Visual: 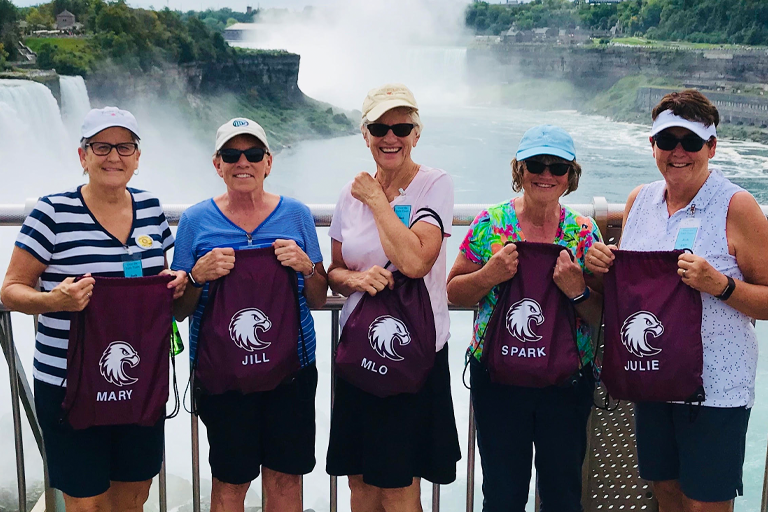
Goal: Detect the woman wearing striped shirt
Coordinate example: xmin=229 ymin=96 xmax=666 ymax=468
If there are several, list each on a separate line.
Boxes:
xmin=1 ymin=107 xmax=186 ymax=512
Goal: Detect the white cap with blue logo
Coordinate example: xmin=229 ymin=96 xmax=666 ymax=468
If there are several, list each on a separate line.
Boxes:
xmin=81 ymin=107 xmax=140 ymax=140
xmin=215 ymin=117 xmax=270 ymax=153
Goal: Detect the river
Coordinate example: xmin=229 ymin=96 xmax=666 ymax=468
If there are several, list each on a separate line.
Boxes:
xmin=2 ymin=79 xmax=768 ymax=511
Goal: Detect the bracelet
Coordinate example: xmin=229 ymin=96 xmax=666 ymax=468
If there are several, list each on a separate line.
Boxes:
xmin=303 ymin=262 xmax=316 ymax=279
xmin=187 ymin=271 xmax=205 ymax=288
xmin=570 ymin=286 xmax=591 ymax=305
xmin=715 ymin=275 xmax=735 ymax=301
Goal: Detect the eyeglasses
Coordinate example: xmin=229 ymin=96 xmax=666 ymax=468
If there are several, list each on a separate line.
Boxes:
xmin=218 ymin=147 xmax=269 ymax=164
xmin=366 ymin=123 xmax=415 ymax=138
xmin=523 ymin=159 xmax=572 ymax=177
xmin=86 ymin=142 xmax=139 ymax=157
xmin=653 ymin=133 xmax=707 ymax=152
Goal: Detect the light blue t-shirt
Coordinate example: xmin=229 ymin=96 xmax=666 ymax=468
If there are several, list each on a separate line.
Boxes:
xmin=171 ymin=196 xmax=323 ymax=365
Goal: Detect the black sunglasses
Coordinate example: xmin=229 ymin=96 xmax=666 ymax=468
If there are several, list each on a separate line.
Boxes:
xmin=524 ymin=159 xmax=572 ymax=177
xmin=366 ymin=123 xmax=415 ymax=138
xmin=653 ymin=133 xmax=707 ymax=152
xmin=218 ymin=147 xmax=269 ymax=164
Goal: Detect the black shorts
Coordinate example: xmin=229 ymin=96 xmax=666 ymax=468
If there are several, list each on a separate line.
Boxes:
xmin=635 ymin=402 xmax=751 ymax=502
xmin=196 ymin=364 xmax=318 ymax=485
xmin=326 ymin=344 xmax=462 ymax=489
xmin=35 ymin=379 xmax=165 ymax=498
xmin=470 ymin=358 xmax=594 ymax=512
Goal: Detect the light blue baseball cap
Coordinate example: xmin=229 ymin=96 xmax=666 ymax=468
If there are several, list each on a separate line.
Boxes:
xmin=515 ymin=125 xmax=576 ymax=161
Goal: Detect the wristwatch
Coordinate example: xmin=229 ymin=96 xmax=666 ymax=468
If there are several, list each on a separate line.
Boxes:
xmin=715 ymin=275 xmax=735 ymax=301
xmin=570 ymin=286 xmax=591 ymax=305
xmin=304 ymin=262 xmax=316 ymax=279
xmin=188 ymin=271 xmax=205 ymax=288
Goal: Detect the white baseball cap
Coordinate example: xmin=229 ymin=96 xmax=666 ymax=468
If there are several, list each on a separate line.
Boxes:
xmin=362 ymin=83 xmax=419 ymax=123
xmin=81 ymin=107 xmax=140 ymax=139
xmin=650 ymin=109 xmax=717 ymax=140
xmin=214 ymin=118 xmax=270 ymax=153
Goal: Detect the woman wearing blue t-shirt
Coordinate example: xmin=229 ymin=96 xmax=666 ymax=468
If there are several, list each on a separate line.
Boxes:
xmin=172 ymin=117 xmax=327 ymax=512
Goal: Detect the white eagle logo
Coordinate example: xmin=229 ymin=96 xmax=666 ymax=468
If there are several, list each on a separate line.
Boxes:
xmin=368 ymin=316 xmax=411 ymax=361
xmin=99 ymin=341 xmax=140 ymax=387
xmin=506 ymin=298 xmax=544 ymax=342
xmin=229 ymin=308 xmax=273 ymax=351
xmin=620 ymin=311 xmax=664 ymax=358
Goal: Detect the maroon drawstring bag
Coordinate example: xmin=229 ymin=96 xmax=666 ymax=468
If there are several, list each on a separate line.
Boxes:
xmin=334 ymin=208 xmax=443 ymax=397
xmin=63 ymin=275 xmax=174 ymax=430
xmin=480 ymin=241 xmax=581 ymax=388
xmin=601 ymin=250 xmax=704 ymax=403
xmin=195 ymin=247 xmax=304 ymax=395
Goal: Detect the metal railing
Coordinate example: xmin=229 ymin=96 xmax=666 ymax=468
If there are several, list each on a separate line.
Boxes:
xmin=2 ymin=198 xmax=768 ymax=512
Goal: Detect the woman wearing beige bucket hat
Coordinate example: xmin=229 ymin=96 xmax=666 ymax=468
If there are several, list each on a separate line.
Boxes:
xmin=326 ymin=84 xmax=461 ymax=510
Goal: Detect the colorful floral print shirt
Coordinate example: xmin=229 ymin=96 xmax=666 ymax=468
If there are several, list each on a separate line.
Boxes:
xmin=460 ymin=198 xmax=603 ymax=365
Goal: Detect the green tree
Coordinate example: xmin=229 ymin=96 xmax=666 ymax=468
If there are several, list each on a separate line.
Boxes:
xmin=0 ymin=42 xmax=8 ymax=69
xmin=26 ymin=7 xmax=55 ymax=29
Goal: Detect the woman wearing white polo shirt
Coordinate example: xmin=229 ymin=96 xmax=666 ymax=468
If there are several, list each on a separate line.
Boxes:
xmin=1 ymin=107 xmax=186 ymax=512
xmin=325 ymin=83 xmax=461 ymax=511
xmin=587 ymin=90 xmax=768 ymax=511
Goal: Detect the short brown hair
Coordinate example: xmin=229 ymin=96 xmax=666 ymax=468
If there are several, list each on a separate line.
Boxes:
xmin=651 ymin=89 xmax=719 ymax=128
xmin=511 ymin=155 xmax=581 ymax=196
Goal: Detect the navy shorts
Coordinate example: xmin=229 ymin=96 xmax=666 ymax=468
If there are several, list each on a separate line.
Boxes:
xmin=196 ymin=364 xmax=318 ymax=485
xmin=635 ymin=402 xmax=750 ymax=502
xmin=326 ymin=344 xmax=462 ymax=489
xmin=470 ymin=357 xmax=594 ymax=512
xmin=35 ymin=379 xmax=165 ymax=498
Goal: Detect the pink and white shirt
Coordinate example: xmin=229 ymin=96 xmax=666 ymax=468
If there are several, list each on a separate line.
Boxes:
xmin=329 ymin=166 xmax=455 ymax=351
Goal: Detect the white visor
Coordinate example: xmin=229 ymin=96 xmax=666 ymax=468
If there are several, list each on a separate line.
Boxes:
xmin=650 ymin=109 xmax=717 ymax=141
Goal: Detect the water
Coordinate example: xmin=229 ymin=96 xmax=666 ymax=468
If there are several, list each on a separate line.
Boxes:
xmin=2 ymin=82 xmax=768 ymax=511
xmin=58 ymin=75 xmax=91 ymax=144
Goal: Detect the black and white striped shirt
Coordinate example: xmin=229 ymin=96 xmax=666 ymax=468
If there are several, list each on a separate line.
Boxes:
xmin=15 ymin=186 xmax=174 ymax=386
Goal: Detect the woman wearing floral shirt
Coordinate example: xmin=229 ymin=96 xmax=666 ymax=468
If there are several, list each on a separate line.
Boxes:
xmin=447 ymin=125 xmax=602 ymax=512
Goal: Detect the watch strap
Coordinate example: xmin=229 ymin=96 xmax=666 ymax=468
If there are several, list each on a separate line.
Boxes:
xmin=716 ymin=275 xmax=735 ymax=301
xmin=188 ymin=271 xmax=205 ymax=288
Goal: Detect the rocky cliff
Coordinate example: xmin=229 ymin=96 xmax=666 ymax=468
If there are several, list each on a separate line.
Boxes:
xmin=469 ymin=44 xmax=768 ymax=90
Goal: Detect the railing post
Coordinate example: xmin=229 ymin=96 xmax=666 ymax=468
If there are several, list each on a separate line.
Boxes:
xmin=761 ymin=435 xmax=768 ymax=512
xmin=191 ymin=370 xmax=201 ymax=512
xmin=466 ymin=310 xmax=478 ymax=512
xmin=2 ymin=312 xmax=27 ymax=512
xmin=432 ymin=483 xmax=440 ymax=511
xmin=592 ymin=196 xmax=609 ymax=241
xmin=330 ymin=308 xmax=340 ymax=512
xmin=159 ymin=445 xmax=167 ymax=512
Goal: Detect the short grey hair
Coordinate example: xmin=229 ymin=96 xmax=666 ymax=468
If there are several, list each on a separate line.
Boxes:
xmin=361 ymin=107 xmax=423 ymax=136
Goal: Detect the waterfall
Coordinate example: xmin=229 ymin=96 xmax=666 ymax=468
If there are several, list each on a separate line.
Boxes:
xmin=59 ymin=75 xmax=91 ymax=139
xmin=0 ymin=79 xmax=80 ymax=200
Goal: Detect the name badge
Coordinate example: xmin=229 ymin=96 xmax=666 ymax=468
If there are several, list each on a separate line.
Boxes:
xmin=121 ymin=253 xmax=143 ymax=278
xmin=674 ymin=218 xmax=700 ymax=250
xmin=393 ymin=205 xmax=412 ymax=226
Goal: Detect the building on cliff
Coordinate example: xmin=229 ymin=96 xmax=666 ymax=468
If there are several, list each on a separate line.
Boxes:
xmin=224 ymin=23 xmax=259 ymax=42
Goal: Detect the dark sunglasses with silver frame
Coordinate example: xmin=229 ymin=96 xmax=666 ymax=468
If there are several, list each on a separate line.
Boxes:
xmin=218 ymin=147 xmax=269 ymax=164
